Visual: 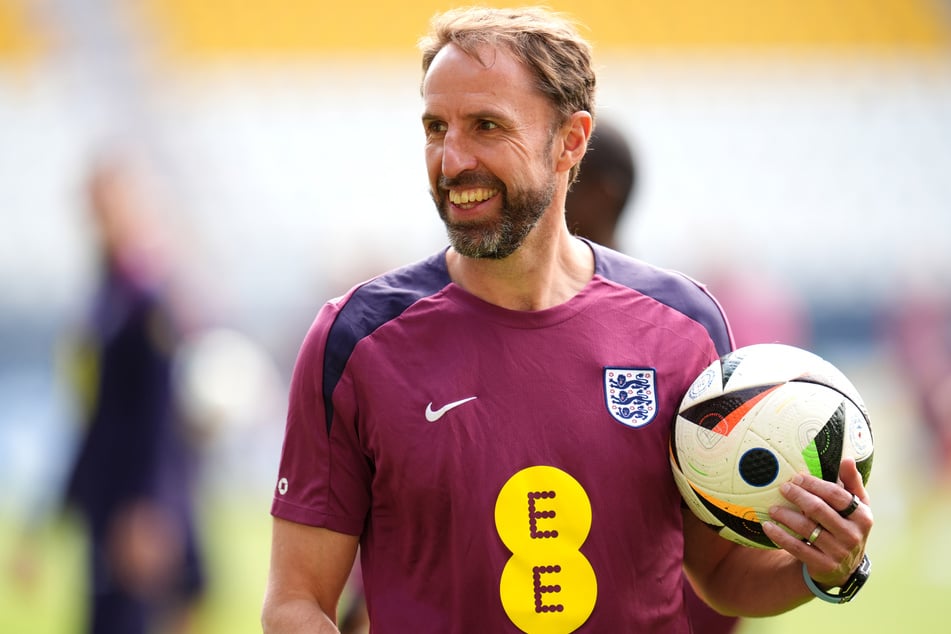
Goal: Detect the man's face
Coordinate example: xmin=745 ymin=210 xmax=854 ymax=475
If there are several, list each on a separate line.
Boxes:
xmin=421 ymin=44 xmax=559 ymax=259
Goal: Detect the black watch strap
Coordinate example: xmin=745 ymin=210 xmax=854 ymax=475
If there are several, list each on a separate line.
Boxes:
xmin=803 ymin=553 xmax=871 ymax=604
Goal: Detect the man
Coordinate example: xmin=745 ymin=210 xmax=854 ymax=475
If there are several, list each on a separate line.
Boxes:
xmin=65 ymin=155 xmax=205 ymax=634
xmin=262 ymin=7 xmax=873 ymax=633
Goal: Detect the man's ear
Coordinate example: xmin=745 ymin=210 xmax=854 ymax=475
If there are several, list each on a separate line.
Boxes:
xmin=555 ymin=110 xmax=593 ymax=174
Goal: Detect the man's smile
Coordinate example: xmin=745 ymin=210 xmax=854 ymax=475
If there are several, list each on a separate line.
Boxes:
xmin=448 ymin=187 xmax=500 ymax=207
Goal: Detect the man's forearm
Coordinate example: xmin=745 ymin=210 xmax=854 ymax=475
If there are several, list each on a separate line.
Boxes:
xmin=700 ymin=547 xmax=814 ymax=617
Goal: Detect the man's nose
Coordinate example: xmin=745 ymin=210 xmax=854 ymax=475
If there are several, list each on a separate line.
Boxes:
xmin=441 ymin=129 xmax=478 ymax=178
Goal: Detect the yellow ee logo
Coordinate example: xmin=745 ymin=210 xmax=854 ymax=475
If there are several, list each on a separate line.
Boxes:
xmin=495 ymin=466 xmax=597 ymax=633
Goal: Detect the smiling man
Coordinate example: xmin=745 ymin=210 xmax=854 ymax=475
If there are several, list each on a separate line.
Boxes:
xmin=261 ymin=7 xmax=873 ymax=633
xmin=423 ymin=41 xmax=560 ymax=262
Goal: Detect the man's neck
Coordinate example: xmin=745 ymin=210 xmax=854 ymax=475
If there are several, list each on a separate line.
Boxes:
xmin=446 ymin=218 xmax=594 ymax=311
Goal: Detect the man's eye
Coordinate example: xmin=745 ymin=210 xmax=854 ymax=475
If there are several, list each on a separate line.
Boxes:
xmin=427 ymin=121 xmax=448 ymax=134
xmin=478 ymin=120 xmax=498 ymax=130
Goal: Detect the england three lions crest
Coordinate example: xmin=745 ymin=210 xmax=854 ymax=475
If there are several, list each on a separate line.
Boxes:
xmin=604 ymin=368 xmax=658 ymax=428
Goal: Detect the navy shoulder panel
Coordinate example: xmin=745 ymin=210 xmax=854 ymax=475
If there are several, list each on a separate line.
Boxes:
xmin=592 ymin=243 xmax=732 ymax=357
xmin=322 ymin=250 xmax=451 ymax=432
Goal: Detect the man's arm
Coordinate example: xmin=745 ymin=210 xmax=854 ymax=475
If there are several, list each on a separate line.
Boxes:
xmin=684 ymin=458 xmax=873 ymax=617
xmin=261 ymin=517 xmax=360 ymax=633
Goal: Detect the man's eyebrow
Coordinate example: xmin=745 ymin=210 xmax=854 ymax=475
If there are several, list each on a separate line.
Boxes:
xmin=421 ymin=109 xmax=512 ymax=124
xmin=468 ymin=109 xmax=509 ymax=123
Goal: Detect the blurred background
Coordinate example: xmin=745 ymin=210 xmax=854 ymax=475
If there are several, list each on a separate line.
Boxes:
xmin=1 ymin=0 xmax=949 ymax=632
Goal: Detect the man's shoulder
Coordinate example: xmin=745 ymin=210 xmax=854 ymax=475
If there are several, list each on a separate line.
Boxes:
xmin=591 ymin=243 xmax=697 ymax=294
xmin=325 ymin=250 xmax=452 ymax=340
xmin=590 ymin=242 xmax=732 ymax=356
xmin=344 ymin=250 xmax=450 ymax=307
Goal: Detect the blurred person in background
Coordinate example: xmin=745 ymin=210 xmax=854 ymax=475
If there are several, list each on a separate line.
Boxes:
xmin=886 ymin=282 xmax=951 ymax=483
xmin=62 ymin=151 xmax=206 ymax=634
xmin=563 ymin=117 xmax=637 ymax=251
xmin=565 ymin=118 xmax=811 ymax=354
xmin=262 ymin=7 xmax=873 ymax=633
xmin=566 ymin=118 xmax=741 ymax=634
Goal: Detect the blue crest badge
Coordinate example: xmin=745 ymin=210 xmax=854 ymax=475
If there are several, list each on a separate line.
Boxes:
xmin=604 ymin=367 xmax=658 ymax=428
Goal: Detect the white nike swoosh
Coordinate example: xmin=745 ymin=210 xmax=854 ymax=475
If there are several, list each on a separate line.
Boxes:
xmin=425 ymin=396 xmax=477 ymax=422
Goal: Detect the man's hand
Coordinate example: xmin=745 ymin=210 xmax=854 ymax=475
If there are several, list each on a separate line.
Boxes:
xmin=763 ymin=458 xmax=873 ymax=588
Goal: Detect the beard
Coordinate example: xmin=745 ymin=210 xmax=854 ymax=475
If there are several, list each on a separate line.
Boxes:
xmin=433 ymin=171 xmax=555 ymax=260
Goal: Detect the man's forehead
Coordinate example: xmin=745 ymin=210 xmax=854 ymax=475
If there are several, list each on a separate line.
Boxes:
xmin=422 ymin=43 xmax=549 ymax=120
xmin=423 ymin=42 xmax=528 ymax=93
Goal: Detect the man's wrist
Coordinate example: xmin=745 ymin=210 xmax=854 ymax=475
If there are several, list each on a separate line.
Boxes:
xmin=802 ymin=554 xmax=871 ymax=604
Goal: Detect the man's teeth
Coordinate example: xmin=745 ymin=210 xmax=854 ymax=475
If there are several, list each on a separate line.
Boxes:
xmin=449 ymin=188 xmax=498 ymax=205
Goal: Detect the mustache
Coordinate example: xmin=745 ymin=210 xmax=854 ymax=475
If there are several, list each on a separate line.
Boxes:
xmin=438 ymin=173 xmax=505 ymax=192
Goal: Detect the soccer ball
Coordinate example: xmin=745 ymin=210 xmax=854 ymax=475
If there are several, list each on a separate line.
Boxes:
xmin=670 ymin=343 xmax=874 ymax=549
